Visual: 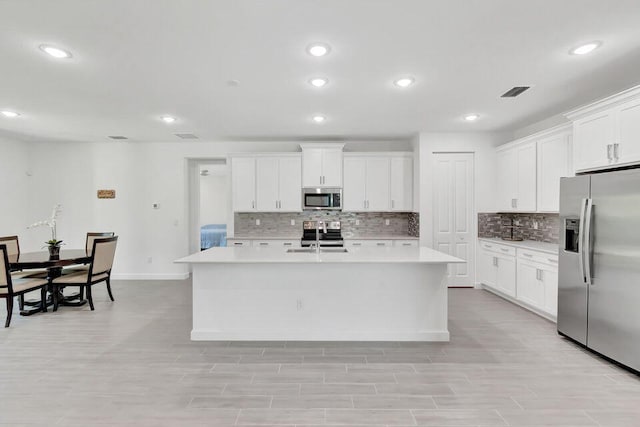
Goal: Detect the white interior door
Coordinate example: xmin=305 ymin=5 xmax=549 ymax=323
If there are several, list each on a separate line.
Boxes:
xmin=433 ymin=153 xmax=474 ymax=287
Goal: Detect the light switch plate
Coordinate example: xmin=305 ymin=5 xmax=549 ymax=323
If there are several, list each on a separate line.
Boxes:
xmin=355 ymin=219 xmax=360 ymax=226
xmin=290 ymin=219 xmax=295 ymax=226
xmin=256 ymin=219 xmax=260 ymax=226
xmin=385 ymin=219 xmax=390 ymax=226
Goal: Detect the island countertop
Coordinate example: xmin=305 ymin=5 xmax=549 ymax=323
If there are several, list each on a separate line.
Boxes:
xmin=175 ymin=246 xmax=464 ymax=264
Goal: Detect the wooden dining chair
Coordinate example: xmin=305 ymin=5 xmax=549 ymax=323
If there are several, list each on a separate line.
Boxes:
xmin=50 ymin=236 xmax=118 ymax=311
xmin=1 ymin=244 xmax=49 ymax=327
xmin=0 ymin=235 xmax=48 ymax=310
xmin=85 ymin=232 xmax=115 ymax=255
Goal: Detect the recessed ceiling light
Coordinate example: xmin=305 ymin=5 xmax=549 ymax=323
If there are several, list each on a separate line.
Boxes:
xmin=309 ymin=77 xmax=329 ymax=88
xmin=464 ymin=113 xmax=480 ymax=122
xmin=161 ymin=116 xmax=177 ymax=123
xmin=39 ymin=44 xmax=72 ymax=59
xmin=312 ymin=115 xmax=326 ymax=123
xmin=307 ymin=43 xmax=331 ymax=57
xmin=1 ymin=110 xmax=20 ymax=118
xmin=394 ymin=77 xmax=415 ymax=88
xmin=570 ymin=41 xmax=602 ymax=55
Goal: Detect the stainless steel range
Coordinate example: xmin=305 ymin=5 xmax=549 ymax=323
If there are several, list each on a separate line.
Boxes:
xmin=301 ymin=220 xmax=344 ymax=248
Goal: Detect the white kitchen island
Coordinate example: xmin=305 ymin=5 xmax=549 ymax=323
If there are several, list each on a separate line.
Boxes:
xmin=175 ymin=246 xmax=464 ymax=342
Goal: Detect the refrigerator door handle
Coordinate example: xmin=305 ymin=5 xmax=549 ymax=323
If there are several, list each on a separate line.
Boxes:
xmin=578 ymin=198 xmax=588 ymax=284
xmin=584 ymin=198 xmax=594 ymax=286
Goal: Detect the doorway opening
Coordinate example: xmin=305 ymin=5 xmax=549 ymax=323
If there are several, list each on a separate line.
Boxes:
xmin=187 ymin=159 xmax=230 ymax=254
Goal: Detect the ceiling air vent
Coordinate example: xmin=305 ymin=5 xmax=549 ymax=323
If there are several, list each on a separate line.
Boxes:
xmin=108 ymin=135 xmax=128 ymax=140
xmin=174 ymin=133 xmax=199 ymax=140
xmin=501 ymin=86 xmax=531 ymax=98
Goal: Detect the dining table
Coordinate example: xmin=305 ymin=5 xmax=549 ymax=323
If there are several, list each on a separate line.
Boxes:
xmin=8 ymin=249 xmax=92 ymax=316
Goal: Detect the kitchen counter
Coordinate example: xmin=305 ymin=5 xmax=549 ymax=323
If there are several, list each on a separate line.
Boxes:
xmin=176 ymin=246 xmax=460 ymax=264
xmin=478 ymin=237 xmax=559 ymax=254
xmin=344 ymin=235 xmax=419 ymax=240
xmin=176 ymin=246 xmax=463 ymax=342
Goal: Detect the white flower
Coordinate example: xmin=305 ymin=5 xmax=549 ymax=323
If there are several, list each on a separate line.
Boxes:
xmin=28 ymin=204 xmax=62 ymax=241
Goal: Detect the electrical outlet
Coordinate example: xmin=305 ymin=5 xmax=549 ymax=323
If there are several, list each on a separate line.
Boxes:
xmin=256 ymin=219 xmax=260 ymax=226
xmin=355 ymin=219 xmax=360 ymax=226
xmin=290 ymin=219 xmax=295 ymax=226
xmin=533 ymin=220 xmax=539 ymax=230
xmin=385 ymin=219 xmax=390 ymax=226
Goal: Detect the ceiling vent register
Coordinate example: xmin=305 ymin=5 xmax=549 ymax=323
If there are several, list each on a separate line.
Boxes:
xmin=174 ymin=133 xmax=199 ymax=139
xmin=501 ymin=86 xmax=531 ymax=98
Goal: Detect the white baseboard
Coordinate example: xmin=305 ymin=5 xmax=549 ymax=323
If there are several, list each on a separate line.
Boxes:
xmin=191 ymin=328 xmax=450 ymax=342
xmin=111 ymin=273 xmax=190 ymax=281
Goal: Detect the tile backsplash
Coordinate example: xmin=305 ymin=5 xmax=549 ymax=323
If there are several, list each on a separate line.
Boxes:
xmin=235 ymin=212 xmax=419 ymax=238
xmin=478 ymin=212 xmax=559 ymax=243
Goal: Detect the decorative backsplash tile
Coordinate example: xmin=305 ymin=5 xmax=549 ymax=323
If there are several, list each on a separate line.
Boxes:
xmin=478 ymin=212 xmax=559 ymax=243
xmin=235 ymin=212 xmax=419 ymax=238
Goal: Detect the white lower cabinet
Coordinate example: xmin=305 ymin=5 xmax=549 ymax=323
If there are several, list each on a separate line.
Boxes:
xmin=394 ymin=239 xmax=418 ymax=247
xmin=252 ymin=239 xmax=300 ymax=248
xmin=345 ymin=239 xmax=392 ymax=248
xmin=478 ymin=239 xmax=558 ymax=319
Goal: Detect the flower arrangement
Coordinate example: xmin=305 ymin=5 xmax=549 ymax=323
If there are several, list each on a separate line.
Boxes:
xmin=28 ymin=204 xmax=64 ymax=248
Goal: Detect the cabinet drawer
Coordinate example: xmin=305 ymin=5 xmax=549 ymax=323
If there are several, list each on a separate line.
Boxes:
xmin=228 ymin=239 xmax=251 ymax=247
xmin=479 ymin=241 xmax=515 ymax=256
xmin=394 ymin=240 xmax=418 ymax=247
xmin=346 ymin=240 xmax=392 ymax=248
xmin=252 ymin=240 xmax=300 ymax=248
xmin=517 ymin=248 xmax=558 ymax=267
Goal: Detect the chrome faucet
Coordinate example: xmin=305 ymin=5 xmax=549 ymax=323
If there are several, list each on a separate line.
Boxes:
xmin=314 ymin=220 xmax=327 ymax=253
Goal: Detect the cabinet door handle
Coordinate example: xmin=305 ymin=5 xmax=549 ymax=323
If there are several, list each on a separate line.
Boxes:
xmin=493 ymin=257 xmax=498 ymax=267
xmin=353 ymin=243 xmax=362 ymax=246
xmin=523 ymin=253 xmax=533 ymax=258
xmin=391 ymin=200 xmax=395 ymax=209
xmin=259 ymin=242 xmax=269 ymax=246
xmin=613 ymin=143 xmax=619 ymax=160
xmin=548 ymin=258 xmax=558 ymax=263
xmin=363 ymin=200 xmax=367 ymax=209
xmin=607 ymin=144 xmax=612 ymax=160
xmin=234 ymin=242 xmax=243 ymax=246
xmin=500 ymin=248 xmax=509 ymax=252
xmin=252 ymin=200 xmax=255 ymax=209
xmin=283 ymin=242 xmax=292 ymax=246
xmin=377 ymin=242 xmax=386 ymax=246
xmin=485 ymin=244 xmax=493 ymax=248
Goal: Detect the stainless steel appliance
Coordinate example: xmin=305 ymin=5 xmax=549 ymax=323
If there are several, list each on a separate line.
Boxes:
xmin=558 ymin=169 xmax=640 ymax=372
xmin=300 ymin=220 xmax=344 ymax=247
xmin=302 ymin=188 xmax=342 ymax=210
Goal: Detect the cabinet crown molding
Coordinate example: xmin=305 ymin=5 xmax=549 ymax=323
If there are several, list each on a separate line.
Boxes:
xmin=299 ymin=143 xmax=345 ymax=150
xmin=343 ymin=151 xmax=413 ymax=157
xmin=497 ymin=123 xmax=571 ymax=151
xmin=229 ymin=152 xmax=301 ymax=158
xmin=565 ymin=84 xmax=640 ymax=120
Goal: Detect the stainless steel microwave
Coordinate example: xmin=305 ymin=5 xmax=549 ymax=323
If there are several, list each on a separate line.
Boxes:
xmin=302 ymin=187 xmax=342 ymax=210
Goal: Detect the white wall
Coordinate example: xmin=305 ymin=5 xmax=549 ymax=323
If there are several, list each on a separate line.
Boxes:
xmin=0 ymin=137 xmax=29 ymax=240
xmin=415 ymin=132 xmax=506 ymax=247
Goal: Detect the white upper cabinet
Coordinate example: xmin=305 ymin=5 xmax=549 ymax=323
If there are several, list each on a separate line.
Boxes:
xmin=231 ymin=157 xmax=256 ymax=212
xmin=567 ymin=85 xmax=640 ymax=173
xmin=537 ymin=132 xmax=572 ymax=212
xmin=235 ymin=155 xmax=301 ymax=213
xmin=300 ymin=143 xmax=344 ymax=187
xmin=343 ymin=157 xmax=367 ymax=211
xmin=616 ymin=97 xmax=640 ymax=165
xmin=277 ymin=156 xmax=303 ymax=211
xmin=343 ymin=156 xmax=390 ymax=211
xmin=496 ymin=125 xmax=572 ymax=213
xmin=496 ymin=141 xmax=536 ymax=212
xmin=390 ymin=156 xmax=413 ymax=211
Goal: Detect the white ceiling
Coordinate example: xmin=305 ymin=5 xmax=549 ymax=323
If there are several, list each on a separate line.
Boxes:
xmin=1 ymin=0 xmax=640 ymax=143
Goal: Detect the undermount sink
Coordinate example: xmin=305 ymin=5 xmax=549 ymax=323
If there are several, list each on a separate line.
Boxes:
xmin=286 ymin=248 xmax=348 ymax=253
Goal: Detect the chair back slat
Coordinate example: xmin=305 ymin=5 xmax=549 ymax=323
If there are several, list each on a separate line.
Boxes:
xmin=90 ymin=237 xmax=118 ymax=276
xmin=86 ymin=232 xmax=115 ymax=255
xmin=0 ymin=245 xmax=11 ymax=290
xmin=0 ymin=236 xmax=19 ymax=257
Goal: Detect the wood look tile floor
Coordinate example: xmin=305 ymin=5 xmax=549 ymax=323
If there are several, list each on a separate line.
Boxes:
xmin=1 ymin=280 xmax=639 ymax=426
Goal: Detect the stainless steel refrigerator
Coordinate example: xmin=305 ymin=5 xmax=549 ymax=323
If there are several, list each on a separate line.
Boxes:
xmin=558 ymin=168 xmax=640 ymax=372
